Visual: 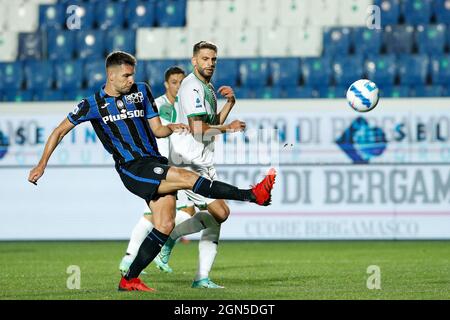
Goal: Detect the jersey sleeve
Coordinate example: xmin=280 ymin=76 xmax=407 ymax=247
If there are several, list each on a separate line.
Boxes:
xmin=143 ymin=83 xmax=159 ymax=119
xmin=67 ymin=99 xmax=95 ymax=125
xmin=179 ymin=83 xmax=207 ymax=118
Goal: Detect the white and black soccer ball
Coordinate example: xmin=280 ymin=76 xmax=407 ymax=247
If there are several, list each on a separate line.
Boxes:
xmin=346 ymin=79 xmax=379 ymax=112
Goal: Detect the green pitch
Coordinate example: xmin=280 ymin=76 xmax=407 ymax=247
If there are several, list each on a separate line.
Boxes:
xmin=0 ymin=241 xmax=449 ymax=300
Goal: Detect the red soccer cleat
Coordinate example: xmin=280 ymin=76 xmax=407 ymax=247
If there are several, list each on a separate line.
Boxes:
xmin=251 ymin=168 xmax=277 ymax=206
xmin=118 ymin=277 xmax=156 ymax=292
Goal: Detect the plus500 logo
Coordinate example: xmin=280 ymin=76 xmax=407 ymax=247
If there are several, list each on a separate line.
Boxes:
xmin=102 ymin=110 xmax=144 ymax=124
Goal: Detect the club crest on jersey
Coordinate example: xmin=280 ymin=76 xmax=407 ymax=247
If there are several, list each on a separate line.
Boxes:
xmin=125 ymin=91 xmax=144 ymax=104
xmin=153 ymin=167 xmax=164 ymax=175
xmin=117 ymin=99 xmax=125 ymax=109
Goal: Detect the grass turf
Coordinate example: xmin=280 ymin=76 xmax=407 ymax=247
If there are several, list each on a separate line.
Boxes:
xmin=0 ymin=241 xmax=449 ymax=300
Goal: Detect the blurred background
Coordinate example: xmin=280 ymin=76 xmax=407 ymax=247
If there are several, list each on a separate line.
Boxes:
xmin=1 ymin=0 xmax=450 ymax=240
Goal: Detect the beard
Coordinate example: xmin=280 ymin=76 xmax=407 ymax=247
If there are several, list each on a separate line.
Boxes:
xmin=197 ymin=65 xmax=214 ymax=81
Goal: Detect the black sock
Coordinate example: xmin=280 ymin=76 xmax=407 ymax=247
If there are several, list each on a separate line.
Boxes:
xmin=125 ymin=228 xmax=169 ymax=280
xmin=192 ymin=177 xmax=256 ymax=202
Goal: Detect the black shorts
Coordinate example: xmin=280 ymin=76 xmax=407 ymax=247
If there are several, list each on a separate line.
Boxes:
xmin=116 ymin=156 xmax=171 ymax=203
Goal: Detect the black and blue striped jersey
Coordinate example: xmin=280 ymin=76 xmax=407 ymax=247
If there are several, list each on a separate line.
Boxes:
xmin=67 ymin=82 xmax=163 ymax=164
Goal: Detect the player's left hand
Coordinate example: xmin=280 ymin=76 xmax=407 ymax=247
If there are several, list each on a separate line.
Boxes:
xmin=168 ymin=123 xmax=190 ymax=133
xmin=218 ymin=86 xmax=236 ymax=104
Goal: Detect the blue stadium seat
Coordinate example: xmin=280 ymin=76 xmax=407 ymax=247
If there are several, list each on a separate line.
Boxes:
xmin=239 ymin=59 xmax=270 ymax=89
xmin=322 ymin=27 xmax=351 ymax=57
xmin=433 ymin=0 xmax=450 ymax=24
xmin=233 ymin=87 xmax=255 ymax=99
xmin=24 ymin=61 xmax=53 ymax=90
xmin=282 ymin=86 xmax=314 ymax=99
xmin=146 ymin=59 xmax=177 ymax=88
xmin=105 ymin=30 xmax=136 ymax=55
xmin=373 ymin=0 xmax=401 ymax=26
xmin=149 ymin=83 xmax=165 ymax=98
xmin=64 ymin=1 xmax=95 ymax=30
xmin=55 ymin=60 xmax=83 ymax=90
xmin=301 ymin=57 xmax=332 ymax=86
xmin=397 ymin=54 xmax=429 ymax=85
xmin=254 ymin=87 xmax=282 ymax=99
xmin=383 ymin=25 xmax=415 ymax=54
xmin=156 ymin=0 xmax=186 ymax=27
xmin=34 ymin=89 xmax=65 ymax=101
xmin=18 ymin=33 xmax=43 ymax=60
xmin=269 ymin=58 xmax=300 ymax=88
xmin=402 ymin=0 xmax=432 ymax=25
xmin=430 ymin=54 xmax=450 ymax=85
xmin=64 ymin=89 xmax=91 ymax=102
xmin=317 ymin=86 xmax=346 ymax=99
xmin=39 ymin=4 xmax=65 ymax=29
xmin=352 ymin=28 xmax=382 ymax=56
xmin=95 ymin=2 xmax=126 ymax=30
xmin=364 ymin=54 xmax=396 ymax=85
xmin=75 ymin=30 xmax=105 ymax=60
xmin=47 ymin=30 xmax=76 ymax=61
xmin=3 ymin=90 xmax=34 ymax=102
xmin=84 ymin=60 xmax=107 ymax=91
xmin=332 ymin=55 xmax=364 ymax=87
xmin=126 ymin=0 xmax=156 ymax=29
xmin=0 ymin=62 xmax=24 ymax=90
xmin=410 ymin=85 xmax=443 ymax=97
xmin=174 ymin=59 xmax=194 ymax=76
xmin=415 ymin=24 xmax=447 ymax=55
xmin=211 ymin=59 xmax=239 ymax=88
xmin=134 ymin=60 xmax=147 ymax=82
xmin=379 ymin=85 xmax=410 ymax=97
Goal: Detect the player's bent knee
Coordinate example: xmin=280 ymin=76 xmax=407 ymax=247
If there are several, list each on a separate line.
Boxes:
xmin=209 ymin=204 xmax=230 ymax=224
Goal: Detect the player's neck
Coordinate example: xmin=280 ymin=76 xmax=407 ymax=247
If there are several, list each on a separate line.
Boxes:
xmin=104 ymin=83 xmax=121 ymax=97
xmin=165 ymin=93 xmax=175 ymax=104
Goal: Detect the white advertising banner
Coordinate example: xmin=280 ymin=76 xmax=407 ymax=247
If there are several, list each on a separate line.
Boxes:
xmin=1 ymin=98 xmax=450 ymax=239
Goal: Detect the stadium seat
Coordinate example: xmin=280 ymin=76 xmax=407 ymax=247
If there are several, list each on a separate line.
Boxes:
xmin=332 ymin=55 xmax=364 ymax=87
xmin=0 ymin=0 xmax=8 ymax=32
xmin=18 ymin=32 xmax=43 ymax=60
xmin=95 ymin=1 xmax=125 ymax=30
xmin=187 ymin=27 xmax=229 ymax=57
xmin=34 ymin=89 xmax=65 ymax=101
xmin=136 ymin=28 xmax=168 ymax=60
xmin=301 ymin=57 xmax=332 ymax=86
xmin=47 ymin=30 xmax=75 ymax=61
xmin=239 ymin=58 xmax=270 ymax=89
xmin=186 ymin=0 xmax=217 ymax=28
xmin=146 ymin=59 xmax=177 ymax=89
xmin=215 ymin=0 xmax=248 ymax=28
xmin=318 ymin=85 xmax=346 ymax=99
xmin=165 ymin=28 xmax=190 ymax=59
xmin=416 ymin=24 xmax=447 ymax=55
xmin=383 ymin=25 xmax=415 ymax=54
xmin=259 ymin=26 xmax=289 ymax=58
xmin=373 ymin=0 xmax=401 ymax=26
xmin=125 ymin=0 xmax=156 ymax=29
xmin=254 ymin=87 xmax=282 ymax=99
xmin=397 ymin=54 xmax=429 ymax=85
xmin=379 ymin=85 xmax=410 ymax=97
xmin=352 ymin=27 xmax=382 ymax=56
xmin=0 ymin=32 xmax=19 ymax=62
xmin=156 ymin=0 xmax=186 ymax=27
xmin=3 ymin=90 xmax=34 ymax=102
xmin=64 ymin=88 xmax=91 ymax=102
xmin=364 ymin=54 xmax=396 ymax=85
xmin=430 ymin=54 xmax=450 ymax=85
xmin=39 ymin=3 xmax=65 ymax=30
xmin=269 ymin=58 xmax=301 ymax=88
xmin=402 ymin=0 xmax=432 ymax=26
xmin=322 ymin=27 xmax=351 ymax=57
xmin=24 ymin=60 xmax=53 ymax=90
xmin=149 ymin=82 xmax=165 ymax=98
xmin=105 ymin=29 xmax=136 ymax=55
xmin=233 ymin=87 xmax=255 ymax=99
xmin=6 ymin=1 xmax=39 ymax=32
xmin=278 ymin=0 xmax=308 ymax=27
xmin=410 ymin=85 xmax=443 ymax=97
xmin=288 ymin=25 xmax=323 ymax=57
xmin=0 ymin=62 xmax=23 ymax=90
xmin=64 ymin=1 xmax=95 ymax=30
xmin=282 ymin=86 xmax=315 ymax=99
xmin=211 ymin=59 xmax=239 ymax=88
xmin=338 ymin=0 xmax=372 ymax=26
xmin=174 ymin=59 xmax=193 ymax=75
xmin=309 ymin=0 xmax=339 ymax=27
xmin=433 ymin=0 xmax=450 ymax=24
xmin=75 ymin=30 xmax=105 ymax=60
xmin=247 ymin=0 xmax=279 ymax=28
xmin=227 ymin=27 xmax=259 ymax=58
xmin=55 ymin=60 xmax=83 ymax=90
xmin=134 ymin=59 xmax=147 ymax=83
xmin=84 ymin=60 xmax=106 ymax=91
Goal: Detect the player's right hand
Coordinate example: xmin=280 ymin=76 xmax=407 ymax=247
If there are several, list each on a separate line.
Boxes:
xmin=28 ymin=166 xmax=45 ymax=185
xmin=227 ymin=120 xmax=246 ymax=132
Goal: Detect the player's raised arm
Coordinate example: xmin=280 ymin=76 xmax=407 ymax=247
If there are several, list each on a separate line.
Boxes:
xmin=216 ymin=85 xmax=236 ymax=125
xmin=28 ymin=118 xmax=75 ymax=185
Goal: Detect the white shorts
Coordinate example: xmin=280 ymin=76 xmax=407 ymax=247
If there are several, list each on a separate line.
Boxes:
xmin=183 ymin=165 xmax=218 ymax=209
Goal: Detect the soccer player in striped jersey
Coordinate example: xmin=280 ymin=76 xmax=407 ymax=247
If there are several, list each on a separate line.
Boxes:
xmin=28 ymin=51 xmax=276 ymax=292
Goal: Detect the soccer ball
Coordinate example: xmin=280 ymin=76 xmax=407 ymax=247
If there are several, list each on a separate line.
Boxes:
xmin=346 ymin=79 xmax=379 ymax=113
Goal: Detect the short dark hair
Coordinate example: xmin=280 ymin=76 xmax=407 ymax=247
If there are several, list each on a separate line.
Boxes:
xmin=164 ymin=66 xmax=186 ymax=82
xmin=193 ymin=41 xmax=217 ymax=56
xmin=105 ymin=51 xmax=137 ymax=69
